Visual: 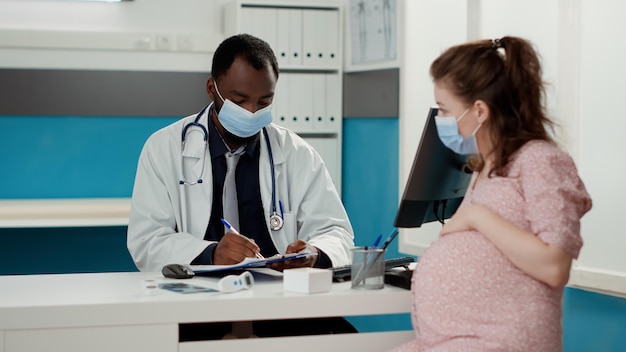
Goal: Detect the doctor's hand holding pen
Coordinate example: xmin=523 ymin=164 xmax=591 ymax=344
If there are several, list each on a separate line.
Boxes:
xmin=217 ymin=218 xmax=320 ymax=269
xmin=213 ymin=219 xmax=264 ymax=265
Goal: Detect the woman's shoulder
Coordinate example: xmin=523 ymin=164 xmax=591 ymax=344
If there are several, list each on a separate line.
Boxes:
xmin=517 ymin=139 xmax=563 ymax=155
xmin=508 ymin=139 xmax=579 ymax=177
xmin=513 ymin=139 xmax=571 ymax=164
xmin=511 ymin=141 xmax=592 ymax=234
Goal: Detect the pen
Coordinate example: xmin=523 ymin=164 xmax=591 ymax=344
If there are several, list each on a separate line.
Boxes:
xmin=220 ymin=218 xmax=239 ymax=233
xmin=380 ymin=228 xmax=399 ymax=250
xmin=370 ymin=234 xmax=382 ymax=249
xmin=220 ymin=218 xmax=265 ymax=260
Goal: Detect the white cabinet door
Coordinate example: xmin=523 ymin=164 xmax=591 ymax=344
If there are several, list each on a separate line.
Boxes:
xmin=5 ymin=324 xmax=177 ymax=352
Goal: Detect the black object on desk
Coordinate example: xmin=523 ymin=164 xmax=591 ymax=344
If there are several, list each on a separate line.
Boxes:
xmin=384 ymin=269 xmax=413 ymax=290
xmin=332 ymin=256 xmax=415 ymax=282
xmin=162 ymin=263 xmax=195 ymax=279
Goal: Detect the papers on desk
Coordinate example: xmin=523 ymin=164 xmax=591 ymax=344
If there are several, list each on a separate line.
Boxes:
xmin=190 ymin=252 xmax=318 ymax=274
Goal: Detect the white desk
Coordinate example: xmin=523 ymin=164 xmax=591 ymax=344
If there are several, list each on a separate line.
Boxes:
xmin=0 ymin=270 xmax=414 ymax=352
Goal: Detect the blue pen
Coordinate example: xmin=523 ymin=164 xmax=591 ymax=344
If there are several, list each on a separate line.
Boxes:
xmin=279 ymin=200 xmax=284 ymax=218
xmin=221 ymin=218 xmax=265 ymax=260
xmin=220 ymin=218 xmax=239 ymax=233
xmin=370 ymin=234 xmax=382 ymax=249
xmin=380 ymin=228 xmax=399 ymax=250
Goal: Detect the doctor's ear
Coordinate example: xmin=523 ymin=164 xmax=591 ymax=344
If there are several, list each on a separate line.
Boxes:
xmin=473 ymin=100 xmax=490 ymax=124
xmin=206 ymin=78 xmax=216 ymax=100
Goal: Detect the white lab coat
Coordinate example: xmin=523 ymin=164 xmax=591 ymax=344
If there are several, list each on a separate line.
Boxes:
xmin=127 ymin=109 xmax=354 ymax=272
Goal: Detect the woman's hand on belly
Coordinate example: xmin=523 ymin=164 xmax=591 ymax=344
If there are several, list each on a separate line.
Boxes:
xmin=440 ymin=204 xmax=485 ymax=236
xmin=442 ymin=202 xmax=573 ymax=288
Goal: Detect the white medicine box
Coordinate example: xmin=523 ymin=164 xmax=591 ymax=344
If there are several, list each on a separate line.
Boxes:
xmin=283 ymin=268 xmax=332 ymax=294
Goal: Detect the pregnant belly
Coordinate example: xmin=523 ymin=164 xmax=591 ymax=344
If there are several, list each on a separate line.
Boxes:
xmin=411 ymin=232 xmax=562 ymax=349
xmin=413 ymin=231 xmax=520 ymax=309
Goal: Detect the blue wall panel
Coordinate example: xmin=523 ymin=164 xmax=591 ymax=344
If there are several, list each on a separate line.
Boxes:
xmin=342 ymin=117 xmax=413 ymax=333
xmin=342 ymin=117 xmax=403 ymax=259
xmin=563 ymin=287 xmax=626 ymax=352
xmin=0 ymin=116 xmax=178 ymax=199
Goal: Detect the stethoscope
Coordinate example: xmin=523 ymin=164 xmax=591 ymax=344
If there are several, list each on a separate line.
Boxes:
xmin=179 ymin=103 xmax=284 ymax=231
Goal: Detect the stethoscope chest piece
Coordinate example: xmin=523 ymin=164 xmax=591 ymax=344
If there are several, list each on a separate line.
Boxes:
xmin=269 ymin=212 xmax=284 ymax=231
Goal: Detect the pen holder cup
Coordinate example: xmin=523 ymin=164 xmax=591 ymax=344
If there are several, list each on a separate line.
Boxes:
xmin=350 ymin=247 xmax=385 ymax=290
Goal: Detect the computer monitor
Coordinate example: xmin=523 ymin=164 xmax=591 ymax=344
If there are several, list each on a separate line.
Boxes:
xmin=394 ymin=107 xmax=473 ymax=228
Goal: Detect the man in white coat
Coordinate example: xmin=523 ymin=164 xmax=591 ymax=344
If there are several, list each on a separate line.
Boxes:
xmin=127 ymin=34 xmax=356 ymax=338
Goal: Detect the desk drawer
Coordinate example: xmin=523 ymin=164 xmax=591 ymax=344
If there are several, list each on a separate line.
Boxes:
xmin=4 ymin=324 xmax=176 ymax=352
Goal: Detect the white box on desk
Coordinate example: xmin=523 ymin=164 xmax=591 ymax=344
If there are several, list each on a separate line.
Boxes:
xmin=283 ymin=268 xmax=332 ymax=293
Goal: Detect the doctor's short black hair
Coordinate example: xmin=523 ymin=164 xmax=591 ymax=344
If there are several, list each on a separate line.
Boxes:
xmin=211 ymin=33 xmax=279 ymax=81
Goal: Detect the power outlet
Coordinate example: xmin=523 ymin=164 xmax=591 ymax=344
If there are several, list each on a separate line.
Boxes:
xmin=155 ymin=35 xmax=174 ymax=51
xmin=134 ymin=36 xmax=152 ymax=50
xmin=177 ymin=35 xmax=194 ymax=51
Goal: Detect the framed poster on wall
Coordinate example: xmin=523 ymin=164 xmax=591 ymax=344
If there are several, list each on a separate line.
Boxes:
xmin=344 ymin=0 xmax=400 ymax=72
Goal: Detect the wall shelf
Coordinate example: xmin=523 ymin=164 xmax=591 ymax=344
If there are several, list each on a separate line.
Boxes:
xmin=0 ymin=198 xmax=130 ymax=228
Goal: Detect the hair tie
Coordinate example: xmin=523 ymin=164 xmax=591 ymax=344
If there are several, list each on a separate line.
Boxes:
xmin=491 ymin=38 xmax=502 ymax=49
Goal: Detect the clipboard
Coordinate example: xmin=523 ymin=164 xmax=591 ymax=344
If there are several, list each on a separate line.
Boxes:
xmin=189 ymin=252 xmax=318 ymax=274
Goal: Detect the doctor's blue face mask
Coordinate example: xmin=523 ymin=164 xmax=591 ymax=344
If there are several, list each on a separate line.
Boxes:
xmin=214 ymin=82 xmax=273 ymax=138
xmin=434 ymin=108 xmax=482 ymax=155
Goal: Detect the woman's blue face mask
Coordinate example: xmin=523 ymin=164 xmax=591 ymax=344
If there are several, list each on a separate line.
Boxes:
xmin=214 ymin=83 xmax=273 ymax=138
xmin=434 ymin=108 xmax=482 ymax=155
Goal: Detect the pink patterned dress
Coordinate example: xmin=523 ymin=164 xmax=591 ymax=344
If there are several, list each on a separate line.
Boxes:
xmin=390 ymin=140 xmax=592 ymax=352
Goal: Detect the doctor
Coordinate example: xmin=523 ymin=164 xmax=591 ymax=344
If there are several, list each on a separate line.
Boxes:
xmin=127 ymin=33 xmax=354 ymax=274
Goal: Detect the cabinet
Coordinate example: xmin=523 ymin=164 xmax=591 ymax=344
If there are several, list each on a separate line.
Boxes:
xmin=224 ymin=0 xmax=343 ymax=192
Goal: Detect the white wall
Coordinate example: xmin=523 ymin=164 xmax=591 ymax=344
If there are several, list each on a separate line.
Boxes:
xmin=0 ymin=0 xmax=345 ymax=72
xmin=397 ymin=0 xmax=469 ymax=255
xmin=395 ymin=0 xmax=455 ymax=252
xmin=0 ymin=0 xmax=227 ymax=71
xmin=0 ymin=0 xmax=221 ymax=32
xmin=574 ymin=0 xmax=626 ymax=294
xmin=399 ymin=0 xmax=626 ymax=297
